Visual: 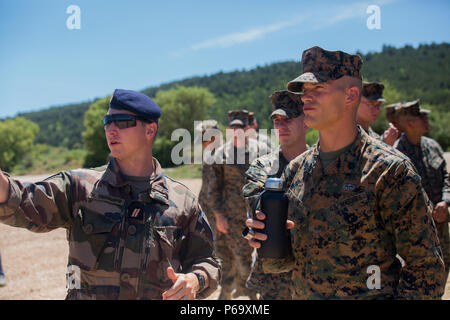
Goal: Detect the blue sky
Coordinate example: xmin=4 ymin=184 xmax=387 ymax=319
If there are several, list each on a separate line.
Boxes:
xmin=0 ymin=0 xmax=449 ymax=119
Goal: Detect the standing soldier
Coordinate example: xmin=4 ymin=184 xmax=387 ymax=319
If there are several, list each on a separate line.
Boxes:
xmin=246 ymin=46 xmax=445 ymax=299
xmin=394 ymin=100 xmax=450 ymax=282
xmin=208 ymin=110 xmax=268 ymax=300
xmin=385 ymin=102 xmax=403 ymax=136
xmin=243 ymin=90 xmax=308 ymax=300
xmin=356 ymin=81 xmax=399 ymax=145
xmin=0 ymin=89 xmax=221 ymax=300
xmin=196 ymin=120 xmax=220 ymax=233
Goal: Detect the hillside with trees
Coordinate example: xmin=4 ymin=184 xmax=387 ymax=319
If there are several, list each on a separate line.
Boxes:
xmin=1 ymin=43 xmax=449 ymax=171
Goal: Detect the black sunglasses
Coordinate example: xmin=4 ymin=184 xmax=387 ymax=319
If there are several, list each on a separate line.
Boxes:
xmin=103 ymin=114 xmax=152 ymax=129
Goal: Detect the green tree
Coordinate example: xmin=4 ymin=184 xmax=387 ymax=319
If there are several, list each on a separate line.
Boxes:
xmin=154 ymin=86 xmax=216 ymax=139
xmin=0 ymin=117 xmax=39 ymax=171
xmin=153 ymin=86 xmax=216 ymax=167
xmin=82 ymin=96 xmax=111 ymax=167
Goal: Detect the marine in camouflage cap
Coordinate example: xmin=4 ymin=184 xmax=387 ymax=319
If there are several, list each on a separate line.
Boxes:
xmin=242 ymin=90 xmax=308 ymax=300
xmin=247 ymin=47 xmax=445 ymax=299
xmin=357 ymin=81 xmax=399 ymax=144
xmin=228 ymin=110 xmax=249 ymax=127
xmin=394 ymin=99 xmax=450 ymax=283
xmin=361 ymin=82 xmax=385 ymax=102
xmin=287 ymin=46 xmax=362 ymax=93
xmin=397 ymin=99 xmax=430 ymax=117
xmin=269 ymin=90 xmax=304 ymax=119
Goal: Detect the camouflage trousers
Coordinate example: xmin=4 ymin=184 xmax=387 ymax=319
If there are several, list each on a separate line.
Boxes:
xmin=246 ymin=256 xmax=292 ymax=300
xmin=436 ymin=220 xmax=450 ymax=283
xmin=215 ymin=231 xmax=257 ymax=300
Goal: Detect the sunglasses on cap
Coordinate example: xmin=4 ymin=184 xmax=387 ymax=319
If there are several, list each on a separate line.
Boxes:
xmin=103 ymin=114 xmax=152 ymax=130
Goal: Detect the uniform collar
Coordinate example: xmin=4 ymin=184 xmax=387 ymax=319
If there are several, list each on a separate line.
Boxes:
xmin=100 ymin=157 xmax=169 ymax=205
xmin=311 ymin=126 xmax=368 ymax=176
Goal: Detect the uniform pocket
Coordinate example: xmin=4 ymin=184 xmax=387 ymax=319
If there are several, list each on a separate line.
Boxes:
xmin=72 ymin=207 xmax=120 ymax=270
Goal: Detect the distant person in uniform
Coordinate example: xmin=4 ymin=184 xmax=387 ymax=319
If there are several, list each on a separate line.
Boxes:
xmin=0 ymin=89 xmax=220 ymax=300
xmin=243 ymin=90 xmax=308 ymax=300
xmin=208 ymin=110 xmax=268 ymax=299
xmin=196 ymin=120 xmax=220 ymax=234
xmin=395 ymin=100 xmax=450 ymax=283
xmin=246 ymin=46 xmax=445 ymax=299
xmin=356 ymin=81 xmax=399 ymax=145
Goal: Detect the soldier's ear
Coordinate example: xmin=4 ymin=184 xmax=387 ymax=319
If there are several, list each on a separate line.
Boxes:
xmin=145 ymin=122 xmax=157 ymax=139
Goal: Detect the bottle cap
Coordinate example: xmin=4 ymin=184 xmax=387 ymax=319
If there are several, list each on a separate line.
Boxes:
xmin=265 ymin=177 xmax=284 ymax=190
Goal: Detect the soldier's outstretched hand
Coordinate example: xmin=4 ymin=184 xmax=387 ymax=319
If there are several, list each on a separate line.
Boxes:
xmin=162 ymin=267 xmax=200 ymax=300
xmin=0 ymin=170 xmax=9 ymax=203
xmin=245 ymin=210 xmax=294 ymax=249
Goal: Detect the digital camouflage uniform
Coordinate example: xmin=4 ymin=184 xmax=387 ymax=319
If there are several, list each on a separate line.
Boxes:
xmin=273 ymin=46 xmax=446 ymax=299
xmin=394 ymin=102 xmax=450 ymax=282
xmin=243 ymin=148 xmax=293 ymax=300
xmin=208 ymin=110 xmax=269 ymax=299
xmin=196 ymin=120 xmax=220 ymax=232
xmin=242 ymin=90 xmax=305 ymax=300
xmin=0 ymin=158 xmax=220 ymax=300
xmin=367 ymin=127 xmax=381 ymax=140
xmin=270 ymin=128 xmax=445 ymax=299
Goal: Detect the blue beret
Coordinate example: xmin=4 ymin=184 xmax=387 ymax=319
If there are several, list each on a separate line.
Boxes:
xmin=109 ymin=89 xmax=161 ymax=120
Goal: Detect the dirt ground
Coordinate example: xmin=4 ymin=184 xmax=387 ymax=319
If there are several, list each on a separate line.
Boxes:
xmin=1 ymin=155 xmax=450 ymax=299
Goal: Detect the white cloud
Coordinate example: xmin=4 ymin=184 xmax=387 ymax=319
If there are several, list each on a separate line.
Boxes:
xmin=171 ymin=0 xmax=398 ymax=57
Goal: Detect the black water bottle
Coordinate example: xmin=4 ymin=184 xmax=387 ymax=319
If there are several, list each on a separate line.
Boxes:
xmin=257 ymin=177 xmax=291 ymax=259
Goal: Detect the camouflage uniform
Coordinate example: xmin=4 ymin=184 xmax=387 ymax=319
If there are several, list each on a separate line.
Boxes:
xmin=0 ymin=158 xmax=220 ymax=300
xmin=208 ymin=110 xmax=268 ymax=299
xmin=242 ymin=90 xmax=305 ymax=300
xmin=394 ymin=101 xmax=450 ymax=282
xmin=196 ymin=120 xmax=220 ymax=232
xmin=243 ymin=148 xmax=292 ymax=300
xmin=367 ymin=127 xmax=381 ymax=140
xmin=272 ymin=46 xmax=445 ymax=299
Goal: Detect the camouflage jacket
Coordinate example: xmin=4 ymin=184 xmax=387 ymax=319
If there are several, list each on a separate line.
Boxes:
xmin=0 ymin=158 xmax=220 ymax=300
xmin=207 ymin=139 xmax=268 ymax=238
xmin=367 ymin=127 xmax=381 ymax=140
xmin=243 ymin=147 xmax=290 ymax=207
xmin=267 ymin=128 xmax=445 ymax=299
xmin=394 ymin=134 xmax=450 ymax=206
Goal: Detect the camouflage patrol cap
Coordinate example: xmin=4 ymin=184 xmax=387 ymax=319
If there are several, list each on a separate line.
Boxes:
xmin=269 ymin=90 xmax=304 ymax=119
xmin=397 ymin=99 xmax=430 ymax=117
xmin=384 ymin=102 xmax=401 ymax=118
xmin=287 ymin=46 xmax=363 ymax=93
xmin=362 ymin=82 xmax=385 ymax=102
xmin=228 ymin=109 xmax=249 ymax=127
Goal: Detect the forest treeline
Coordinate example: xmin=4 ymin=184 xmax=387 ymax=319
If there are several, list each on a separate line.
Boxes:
xmin=1 ymin=43 xmax=449 ymax=171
